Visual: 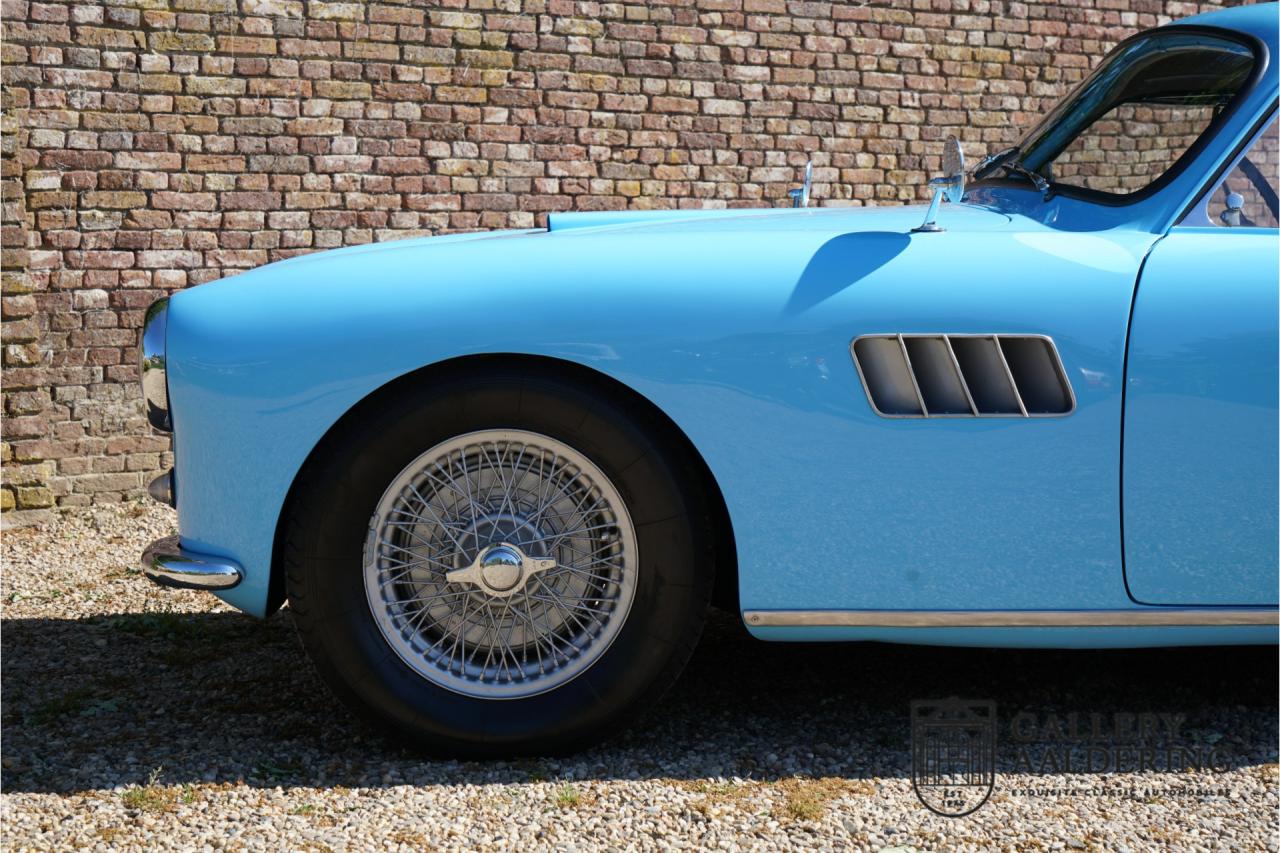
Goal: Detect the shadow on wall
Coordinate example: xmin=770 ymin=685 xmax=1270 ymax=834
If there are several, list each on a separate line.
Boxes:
xmin=1 ymin=608 xmax=1276 ymax=794
xmin=782 ymin=231 xmax=912 ymax=317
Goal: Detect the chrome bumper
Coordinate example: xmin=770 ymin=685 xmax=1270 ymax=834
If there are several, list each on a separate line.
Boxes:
xmin=141 ymin=535 xmax=242 ymax=590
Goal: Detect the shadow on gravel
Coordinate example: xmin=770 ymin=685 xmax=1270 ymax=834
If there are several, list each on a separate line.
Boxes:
xmin=2 ymin=607 xmax=1276 ymax=794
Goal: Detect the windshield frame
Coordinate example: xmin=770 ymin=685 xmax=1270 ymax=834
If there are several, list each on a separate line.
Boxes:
xmin=974 ymin=25 xmax=1267 ymax=208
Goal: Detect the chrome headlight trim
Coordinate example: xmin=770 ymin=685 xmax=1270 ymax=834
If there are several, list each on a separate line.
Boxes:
xmin=140 ymin=297 xmax=171 ymax=432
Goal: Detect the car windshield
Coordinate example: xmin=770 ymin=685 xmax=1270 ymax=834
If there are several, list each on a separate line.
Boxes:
xmin=1015 ymin=30 xmax=1255 ymax=197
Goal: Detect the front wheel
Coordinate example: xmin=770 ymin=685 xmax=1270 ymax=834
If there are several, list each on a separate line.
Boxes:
xmin=284 ymin=367 xmax=712 ymax=756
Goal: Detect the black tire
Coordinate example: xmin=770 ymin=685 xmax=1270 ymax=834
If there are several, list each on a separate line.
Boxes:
xmin=283 ymin=364 xmax=712 ymax=756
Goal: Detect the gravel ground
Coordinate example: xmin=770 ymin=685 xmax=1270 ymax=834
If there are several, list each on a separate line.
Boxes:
xmin=2 ymin=503 xmax=1277 ymax=852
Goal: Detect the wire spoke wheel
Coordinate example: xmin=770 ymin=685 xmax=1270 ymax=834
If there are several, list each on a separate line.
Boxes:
xmin=363 ymin=429 xmax=638 ymax=699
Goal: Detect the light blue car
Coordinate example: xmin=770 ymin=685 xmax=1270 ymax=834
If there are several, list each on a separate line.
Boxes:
xmin=136 ymin=4 xmax=1279 ymax=754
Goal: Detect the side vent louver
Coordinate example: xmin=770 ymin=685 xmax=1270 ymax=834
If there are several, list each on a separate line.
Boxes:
xmin=851 ymin=334 xmax=1074 ymax=419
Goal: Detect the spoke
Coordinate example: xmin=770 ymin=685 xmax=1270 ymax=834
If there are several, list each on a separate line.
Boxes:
xmin=542 ymin=567 xmax=618 ymax=589
xmin=531 ymin=574 xmax=595 ymax=638
xmin=527 ymin=456 xmax=579 ymax=529
xmin=525 ymin=592 xmax=612 ymax=618
xmin=479 ymin=442 xmax=507 ymax=509
xmin=536 ymin=489 xmax=602 ymax=528
xmin=449 ymin=450 xmax=486 ymax=523
xmin=380 ymin=563 xmax=446 ymax=587
xmin=492 ymin=604 xmax=519 ymax=683
xmin=417 ymin=462 xmax=480 ymax=522
xmin=401 ymin=598 xmax=441 ymax=638
xmin=383 ymin=523 xmax=456 ymax=558
xmin=377 ymin=542 xmax=456 ymax=576
xmin=506 ymin=598 xmax=569 ymax=665
xmin=386 ymin=588 xmax=473 ymax=608
xmin=524 ymin=452 xmax=560 ymax=529
xmin=492 ymin=596 xmax=522 ymax=681
xmin=555 ymin=537 xmax=624 ymax=571
xmin=495 ymin=443 xmax=528 ymax=521
xmin=552 ymin=561 xmax=622 ymax=584
xmin=399 ymin=477 xmax=466 ymax=528
xmin=479 ymin=600 xmax=501 ymax=675
xmin=379 ymin=557 xmax=453 ymax=586
xmin=535 ymin=581 xmax=558 ymax=645
xmin=520 ymin=600 xmax=545 ymax=675
xmin=537 ymin=495 xmax=606 ymax=548
xmin=528 ymin=592 xmax=610 ymax=604
xmin=480 ymin=599 xmax=516 ymax=680
xmin=385 ymin=509 xmax=470 ymax=535
xmin=559 ymin=536 xmax=621 ymax=559
xmin=405 ymin=481 xmax=470 ymax=555
xmin=516 ymin=522 xmax=617 ymax=547
xmin=446 ymin=594 xmax=479 ymax=673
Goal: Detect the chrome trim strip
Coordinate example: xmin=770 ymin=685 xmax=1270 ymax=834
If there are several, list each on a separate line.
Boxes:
xmin=744 ymin=609 xmax=1280 ymax=627
xmin=895 ymin=334 xmax=930 ymax=416
xmin=140 ymin=297 xmax=171 ymax=432
xmin=141 ymin=535 xmax=242 ymax=591
xmin=991 ymin=335 xmax=1030 ymax=417
xmin=942 ymin=335 xmax=980 ymax=416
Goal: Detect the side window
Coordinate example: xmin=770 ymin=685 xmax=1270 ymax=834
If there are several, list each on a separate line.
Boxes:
xmin=1049 ymin=102 xmax=1218 ymax=195
xmin=1209 ymin=116 xmax=1279 ymax=228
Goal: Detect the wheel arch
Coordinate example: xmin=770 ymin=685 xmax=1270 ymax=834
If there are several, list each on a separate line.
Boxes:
xmin=266 ymin=353 xmax=739 ymax=616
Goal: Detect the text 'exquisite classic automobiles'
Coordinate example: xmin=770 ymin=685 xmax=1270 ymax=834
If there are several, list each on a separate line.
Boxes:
xmin=136 ymin=4 xmax=1279 ymax=754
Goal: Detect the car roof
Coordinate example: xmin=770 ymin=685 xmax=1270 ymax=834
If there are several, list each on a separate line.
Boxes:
xmin=1173 ymin=2 xmax=1278 ymax=54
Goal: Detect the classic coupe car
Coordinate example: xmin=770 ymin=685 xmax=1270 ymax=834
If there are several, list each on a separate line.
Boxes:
xmin=137 ymin=4 xmax=1278 ymax=754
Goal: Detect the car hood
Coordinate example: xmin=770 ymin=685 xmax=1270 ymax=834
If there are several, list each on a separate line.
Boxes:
xmin=262 ymin=202 xmax=1017 ymax=273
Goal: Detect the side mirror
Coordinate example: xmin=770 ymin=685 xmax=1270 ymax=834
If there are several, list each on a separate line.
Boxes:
xmin=1222 ymin=191 xmax=1244 ymax=227
xmin=913 ymin=136 xmax=965 ymax=233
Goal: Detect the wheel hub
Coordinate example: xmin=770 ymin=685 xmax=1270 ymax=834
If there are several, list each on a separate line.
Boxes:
xmin=479 ymin=544 xmax=523 ymax=591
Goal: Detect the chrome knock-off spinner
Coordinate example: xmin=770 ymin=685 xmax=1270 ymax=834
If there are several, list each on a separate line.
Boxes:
xmin=446 ymin=542 xmax=558 ymax=597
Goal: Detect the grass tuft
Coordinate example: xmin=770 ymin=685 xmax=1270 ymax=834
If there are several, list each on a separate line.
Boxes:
xmin=554 ymin=782 xmax=587 ymax=809
xmin=121 ymin=768 xmax=178 ymax=814
xmin=773 ymin=776 xmax=877 ymax=823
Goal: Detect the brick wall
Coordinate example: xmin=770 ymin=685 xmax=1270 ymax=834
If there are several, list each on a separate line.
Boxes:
xmin=0 ymin=0 xmax=1244 ymax=521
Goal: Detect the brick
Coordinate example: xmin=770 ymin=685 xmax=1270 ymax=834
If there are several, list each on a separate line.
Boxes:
xmin=0 ymin=0 xmax=1236 ymax=511
xmin=244 ymin=0 xmax=302 ymax=16
xmin=221 ymin=191 xmax=282 ymax=210
xmin=217 ymin=36 xmax=278 ymax=54
xmin=115 ymin=152 xmax=182 ymax=170
xmin=310 ymin=2 xmax=363 ymax=20
xmin=137 ymin=250 xmax=203 ymax=268
xmin=75 ymin=27 xmax=144 ymax=49
xmin=435 ymin=159 xmax=488 ymax=177
xmin=149 ymin=32 xmax=216 ymax=52
xmin=152 ymin=191 xmax=217 ymax=210
xmin=187 ymin=76 xmax=248 ymax=96
xmin=15 ymin=486 xmax=55 ymax=508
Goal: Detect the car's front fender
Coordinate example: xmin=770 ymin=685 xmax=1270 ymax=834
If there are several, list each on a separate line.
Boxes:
xmin=168 ymin=206 xmax=1155 ymax=621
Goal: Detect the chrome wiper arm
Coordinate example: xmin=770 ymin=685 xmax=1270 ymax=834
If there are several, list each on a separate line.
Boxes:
xmin=971 ymin=146 xmax=1019 ymax=180
xmin=971 ymin=147 xmax=1050 ymax=197
xmin=998 ymin=158 xmax=1050 ymax=195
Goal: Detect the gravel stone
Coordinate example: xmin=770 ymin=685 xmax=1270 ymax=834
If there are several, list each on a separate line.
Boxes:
xmin=3 ymin=503 xmax=1277 ymax=851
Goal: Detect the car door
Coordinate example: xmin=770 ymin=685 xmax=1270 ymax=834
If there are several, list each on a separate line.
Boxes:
xmin=1123 ymin=113 xmax=1279 ymax=605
